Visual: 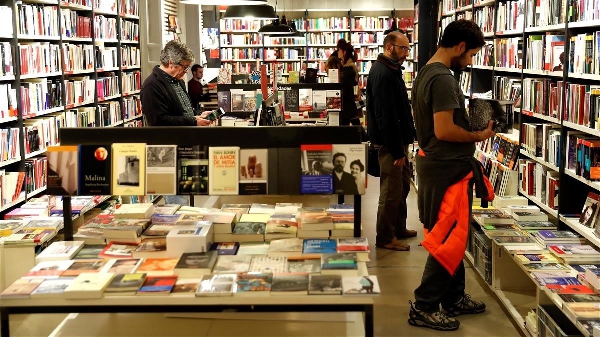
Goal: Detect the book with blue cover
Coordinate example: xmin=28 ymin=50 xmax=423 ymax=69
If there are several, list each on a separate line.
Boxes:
xmin=302 ymin=239 xmax=336 ymax=254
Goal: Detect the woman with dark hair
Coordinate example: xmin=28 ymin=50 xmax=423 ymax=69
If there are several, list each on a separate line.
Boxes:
xmin=338 ymin=42 xmax=362 ymax=126
xmin=350 ymin=159 xmax=366 ymax=194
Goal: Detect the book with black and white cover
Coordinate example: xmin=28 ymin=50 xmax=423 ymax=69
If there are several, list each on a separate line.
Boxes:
xmin=0 ymin=278 xmax=44 ymax=299
xmin=174 ymin=251 xmax=218 ymax=278
xmin=287 ymin=259 xmax=321 ymax=274
xmin=577 ymin=320 xmax=600 ymax=336
xmin=268 ymin=238 xmax=303 ymax=258
xmin=31 ymin=277 xmax=76 ymax=298
xmin=232 ymin=222 xmax=265 ymax=242
xmin=493 ymin=236 xmax=537 ymax=245
xmin=64 ymin=272 xmax=115 ymax=299
xmin=308 ymin=274 xmax=342 ymax=295
xmin=559 ymin=293 xmax=600 ymax=303
xmin=271 ymin=273 xmax=309 ymax=295
xmin=146 ymin=145 xmax=177 ymax=195
xmin=35 ymin=241 xmax=85 ymax=263
xmin=212 ymin=255 xmax=252 ymax=274
xmin=73 ymin=244 xmax=106 ymax=259
xmin=99 ymin=242 xmax=139 ymax=259
xmin=331 ymin=144 xmax=367 ymax=195
xmin=580 ymin=192 xmax=600 ymax=228
xmin=171 ymin=278 xmax=202 ymax=295
xmin=104 ymin=273 xmax=147 ymax=295
xmin=196 ymin=274 xmax=236 ymax=296
xmin=235 ymin=272 xmax=272 ymax=296
xmin=480 ymin=213 xmax=514 ymax=224
xmin=515 ymin=221 xmax=557 ymax=230
xmin=342 ymin=276 xmax=381 ymax=295
xmin=153 ymin=204 xmax=181 ymax=215
xmin=100 ymin=258 xmax=144 ymax=274
xmin=300 ymin=144 xmax=333 ymax=194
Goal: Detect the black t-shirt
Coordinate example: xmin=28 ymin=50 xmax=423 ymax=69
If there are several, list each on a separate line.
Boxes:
xmin=412 ymin=62 xmax=475 ymax=160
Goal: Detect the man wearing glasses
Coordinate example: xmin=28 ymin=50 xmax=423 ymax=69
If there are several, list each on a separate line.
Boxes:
xmin=366 ymin=31 xmax=416 ymax=252
xmin=141 ymin=40 xmax=212 ymax=126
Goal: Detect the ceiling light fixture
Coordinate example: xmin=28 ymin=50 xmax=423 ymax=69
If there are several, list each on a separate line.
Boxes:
xmin=258 ymin=16 xmax=295 ymax=35
xmin=180 ymin=0 xmax=267 ymax=5
xmin=223 ymin=3 xmax=277 ymax=19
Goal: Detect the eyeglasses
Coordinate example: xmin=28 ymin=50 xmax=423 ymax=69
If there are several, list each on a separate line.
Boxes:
xmin=391 ymin=44 xmax=411 ymax=52
xmin=177 ymin=62 xmax=191 ymax=71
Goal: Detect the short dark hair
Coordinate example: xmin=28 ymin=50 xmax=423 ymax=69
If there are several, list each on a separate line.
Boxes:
xmin=336 ymin=39 xmax=347 ymax=49
xmin=383 ymin=33 xmax=399 ymax=49
xmin=350 ymin=159 xmax=364 ymax=172
xmin=439 ymin=20 xmax=485 ymax=51
xmin=333 ymin=153 xmax=346 ymax=162
xmin=191 ymin=64 xmax=203 ymax=72
xmin=339 ymin=43 xmax=357 ymax=63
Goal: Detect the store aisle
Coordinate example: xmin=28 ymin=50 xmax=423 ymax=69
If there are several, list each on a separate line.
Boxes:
xmin=4 ymin=178 xmax=522 ymax=337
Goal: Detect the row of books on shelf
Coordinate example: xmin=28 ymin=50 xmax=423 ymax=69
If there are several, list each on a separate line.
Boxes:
xmin=476 ymin=133 xmax=520 ymax=170
xmin=306 ymin=32 xmax=348 ymax=45
xmin=565 ymin=131 xmax=600 ymax=181
xmin=47 ymin=142 xmax=365 ymax=197
xmin=526 ymin=34 xmax=564 ymax=71
xmin=473 ymin=5 xmax=495 ymax=34
xmin=493 ymin=76 xmax=521 ymax=103
xmin=0 ymin=256 xmax=379 ymax=298
xmin=496 ymin=0 xmax=523 ymax=32
xmin=219 ymin=17 xmax=412 ymax=32
xmin=220 ymin=33 xmax=262 ymax=46
xmin=520 ymin=122 xmax=561 ymax=166
xmin=518 ymin=159 xmax=560 ymax=209
xmin=217 ymin=88 xmax=341 ymax=115
xmin=62 ymin=9 xmax=92 ymax=39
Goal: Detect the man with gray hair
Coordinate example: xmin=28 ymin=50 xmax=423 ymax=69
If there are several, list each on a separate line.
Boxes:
xmin=142 ymin=40 xmax=212 ymax=126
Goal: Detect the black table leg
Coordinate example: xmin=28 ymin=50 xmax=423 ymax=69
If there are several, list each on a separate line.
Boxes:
xmin=364 ymin=304 xmax=374 ymax=337
xmin=354 ymin=195 xmax=362 ymax=238
xmin=1 ymin=307 xmax=9 ymax=337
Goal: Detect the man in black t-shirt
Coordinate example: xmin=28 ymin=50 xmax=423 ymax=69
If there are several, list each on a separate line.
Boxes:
xmin=408 ymin=20 xmax=495 ymax=332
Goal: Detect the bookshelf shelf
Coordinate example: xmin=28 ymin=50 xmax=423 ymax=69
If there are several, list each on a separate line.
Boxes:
xmin=62 ymin=37 xmax=93 ymax=42
xmin=306 ymin=29 xmax=350 ymax=32
xmin=0 ymin=157 xmax=22 ymax=169
xmin=567 ymin=20 xmax=600 ymax=29
xmin=568 ymin=72 xmax=600 ymax=80
xmin=95 ymin=39 xmax=119 ymax=43
xmin=121 ymin=66 xmax=141 ymax=70
xmin=120 ymin=14 xmax=139 ymax=20
xmin=221 ymin=30 xmax=259 ymax=33
xmin=20 ymin=72 xmax=63 ymax=80
xmin=493 ymin=67 xmax=522 ymax=74
xmin=264 ymin=59 xmax=302 ymax=62
xmin=122 ymin=90 xmax=141 ymax=96
xmin=66 ymin=100 xmax=95 ymax=109
xmin=23 ymin=106 xmax=65 ymax=119
xmin=472 ymin=65 xmax=493 ymax=70
xmin=562 ymin=121 xmax=600 ymax=137
xmin=123 ymin=115 xmax=142 ymax=123
xmin=521 ymin=111 xmax=560 ymax=123
xmin=483 ymin=32 xmax=494 ymax=38
xmin=25 ymin=148 xmax=47 ymax=159
xmin=60 ymin=2 xmax=93 ymax=11
xmin=307 ymin=44 xmax=338 ymax=47
xmin=63 ymin=69 xmax=95 ymax=75
xmin=93 ymin=9 xmax=118 ymax=16
xmin=97 ymin=67 xmax=119 ymax=72
xmin=108 ymin=120 xmax=124 ymax=127
xmin=558 ymin=215 xmax=600 ymax=248
xmin=518 ymin=188 xmax=558 ymax=217
xmin=17 ymin=35 xmax=61 ymax=41
xmin=495 ymin=30 xmax=524 ymax=36
xmin=474 ymin=0 xmax=496 ymax=7
xmin=518 ymin=149 xmax=559 ymax=172
xmin=22 ymin=0 xmax=56 ymax=4
xmin=222 ymin=45 xmax=263 ymax=48
xmin=522 ymin=69 xmax=563 ymax=78
xmin=563 ymin=168 xmax=600 ymax=192
xmin=524 ymin=24 xmax=565 ymax=33
xmin=0 ymin=75 xmax=15 ymax=81
xmin=352 ymin=28 xmax=387 ymax=32
xmin=26 ymin=186 xmax=47 ymax=200
xmin=98 ymin=94 xmax=121 ymax=102
xmin=120 ymin=40 xmax=139 ymax=44
xmin=0 ymin=196 xmax=26 ymax=213
xmin=0 ymin=117 xmax=18 ymax=124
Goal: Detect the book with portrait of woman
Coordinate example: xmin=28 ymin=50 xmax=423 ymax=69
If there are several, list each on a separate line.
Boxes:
xmin=331 ymin=144 xmax=367 ymax=195
xmin=580 ymin=192 xmax=600 ymax=228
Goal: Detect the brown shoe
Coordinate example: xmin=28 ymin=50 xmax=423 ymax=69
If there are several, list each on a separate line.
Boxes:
xmin=396 ymin=229 xmax=418 ymax=239
xmin=376 ymin=242 xmax=410 ymax=251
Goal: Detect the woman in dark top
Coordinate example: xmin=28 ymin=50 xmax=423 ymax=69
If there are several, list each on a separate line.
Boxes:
xmin=338 ymin=42 xmax=362 ymax=126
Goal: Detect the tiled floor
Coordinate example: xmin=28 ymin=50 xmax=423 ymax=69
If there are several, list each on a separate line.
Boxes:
xmin=2 ymin=177 xmax=522 ymax=337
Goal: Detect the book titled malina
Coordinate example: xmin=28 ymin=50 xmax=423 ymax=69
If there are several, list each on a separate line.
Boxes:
xmin=209 ymin=146 xmax=239 ymax=195
xmin=300 ymin=144 xmax=333 ymax=194
xmin=78 ymin=144 xmax=111 ymax=195
xmin=112 ymin=143 xmax=146 ymax=196
xmin=46 ymin=146 xmax=79 ymax=195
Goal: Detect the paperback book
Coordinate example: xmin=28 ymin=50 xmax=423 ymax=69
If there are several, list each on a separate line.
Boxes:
xmin=78 ymin=144 xmax=111 ymax=195
xmin=146 ymin=145 xmax=177 ymax=195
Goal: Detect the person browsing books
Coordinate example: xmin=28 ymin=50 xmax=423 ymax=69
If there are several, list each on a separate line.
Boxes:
xmin=366 ymin=31 xmax=416 ymax=252
xmin=338 ymin=42 xmax=362 ymax=126
xmin=409 ymin=20 xmax=495 ymax=332
xmin=187 ymin=64 xmax=211 ymax=110
xmin=141 ymin=41 xmax=212 ymax=126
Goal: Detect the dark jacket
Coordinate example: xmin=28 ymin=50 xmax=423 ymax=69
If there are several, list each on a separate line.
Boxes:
xmin=366 ymin=54 xmax=415 ymax=159
xmin=141 ymin=65 xmax=196 ymax=126
xmin=187 ymin=78 xmax=210 ymax=109
xmin=333 ymin=171 xmax=359 ymax=195
xmin=340 ymin=63 xmax=360 ymax=125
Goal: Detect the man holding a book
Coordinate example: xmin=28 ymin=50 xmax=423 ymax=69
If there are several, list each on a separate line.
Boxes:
xmin=409 ymin=20 xmax=495 ymax=331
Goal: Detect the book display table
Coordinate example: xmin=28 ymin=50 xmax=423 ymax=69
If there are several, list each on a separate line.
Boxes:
xmin=0 ymin=295 xmax=374 ymax=337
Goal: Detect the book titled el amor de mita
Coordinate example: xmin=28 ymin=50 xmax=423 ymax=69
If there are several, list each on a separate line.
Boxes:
xmin=209 ymin=147 xmax=239 ymax=195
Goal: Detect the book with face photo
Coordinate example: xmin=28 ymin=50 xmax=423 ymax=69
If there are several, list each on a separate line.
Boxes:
xmin=331 ymin=144 xmax=367 ymax=195
xmin=580 ymin=192 xmax=600 ymax=228
xmin=146 ymin=145 xmax=177 ymax=195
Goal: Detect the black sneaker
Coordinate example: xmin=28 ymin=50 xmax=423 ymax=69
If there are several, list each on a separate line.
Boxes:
xmin=442 ymin=294 xmax=486 ymax=317
xmin=408 ymin=300 xmax=460 ymax=331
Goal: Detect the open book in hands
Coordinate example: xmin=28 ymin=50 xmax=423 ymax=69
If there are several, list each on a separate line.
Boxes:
xmin=468 ymin=98 xmax=514 ymax=134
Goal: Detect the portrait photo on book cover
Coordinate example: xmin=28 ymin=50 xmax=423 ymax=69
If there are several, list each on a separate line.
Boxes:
xmin=147 ymin=146 xmax=175 ymax=168
xmin=116 ymin=155 xmax=140 ymax=186
xmin=331 ymin=145 xmax=366 ymax=195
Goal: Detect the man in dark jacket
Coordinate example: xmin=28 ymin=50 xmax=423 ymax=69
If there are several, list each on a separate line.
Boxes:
xmin=141 ymin=41 xmax=212 ymax=126
xmin=366 ymin=31 xmax=416 ymax=251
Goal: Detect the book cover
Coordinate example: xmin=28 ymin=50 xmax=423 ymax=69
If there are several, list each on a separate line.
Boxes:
xmin=231 ymin=90 xmax=244 ymax=112
xmin=239 ymin=148 xmax=268 ymax=195
xmin=321 ymin=252 xmax=358 ymax=270
xmin=249 ymin=256 xmax=288 ymax=273
xmin=209 ymin=146 xmax=239 ymax=195
xmin=112 ymin=143 xmax=146 ymax=196
xmin=31 ymin=278 xmax=75 ymax=297
xmin=235 ymin=272 xmax=273 ymax=294
xmin=331 ymin=144 xmax=366 ymax=195
xmin=153 ymin=204 xmax=181 ymax=215
xmin=175 ymin=251 xmax=218 ymax=270
xmin=0 ymin=278 xmax=44 ymax=298
xmin=209 ymin=242 xmax=240 ymax=255
xmin=302 ymin=239 xmax=336 ymax=254
xmin=233 ymin=222 xmax=266 ymax=234
xmin=196 ymin=274 xmax=236 ymax=296
xmin=580 ymin=192 xmax=600 ymax=227
xmin=284 ymin=88 xmax=299 ymax=112
xmin=24 ymin=260 xmax=75 ymax=278
xmin=243 ymin=91 xmax=257 ymax=112
xmin=326 ymin=90 xmax=341 ymax=110
xmin=101 ymin=258 xmax=143 ymax=274
xmin=136 ymin=258 xmax=179 ymax=276
xmin=301 ymin=144 xmax=333 ymax=194
xmin=146 ymin=145 xmax=177 ymax=195
xmin=73 ymin=245 xmax=106 ymax=259
xmin=99 ymin=242 xmax=139 ymax=259
xmin=171 ymin=278 xmax=201 ymax=294
xmin=271 ymin=273 xmax=309 ymax=294
xmin=308 ymin=274 xmax=342 ymax=295
xmin=217 ymin=91 xmax=231 ymax=113
xmin=105 ymin=273 xmax=147 ymax=293
xmin=78 ymin=144 xmax=111 ymax=195
xmin=212 ymin=255 xmax=252 ymax=274
xmin=287 ymin=259 xmax=321 ymax=273
xmin=137 ymin=275 xmax=177 ymax=295
xmin=342 ymin=276 xmax=381 ymax=295
xmin=217 ymin=68 xmax=231 ymax=84
xmin=46 ymin=146 xmax=79 ymax=195
xmin=559 ymin=293 xmax=600 ymax=302
xmin=468 ymin=98 xmax=513 ymax=134
xmin=312 ymin=90 xmax=327 ymax=111
xmin=61 ymin=259 xmax=107 ymax=276
xmin=177 ymin=145 xmax=209 ymax=195
xmin=64 ymin=272 xmax=115 ymax=299
xmin=298 ymin=88 xmax=313 ymax=112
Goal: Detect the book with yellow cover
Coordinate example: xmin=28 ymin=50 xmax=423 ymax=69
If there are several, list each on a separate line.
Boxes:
xmin=112 ymin=143 xmax=146 ymax=195
xmin=209 ymin=146 xmax=239 ymax=195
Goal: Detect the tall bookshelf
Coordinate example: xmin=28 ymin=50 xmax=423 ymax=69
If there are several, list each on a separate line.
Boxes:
xmin=427 ymin=0 xmax=600 ymax=335
xmin=0 ymin=0 xmax=141 ymax=215
xmin=217 ymin=9 xmax=414 ymax=90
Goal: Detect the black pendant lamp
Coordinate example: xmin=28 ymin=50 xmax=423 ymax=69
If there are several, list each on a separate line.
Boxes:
xmin=223 ymin=3 xmax=277 ymax=19
xmin=259 ymin=15 xmax=294 ymax=35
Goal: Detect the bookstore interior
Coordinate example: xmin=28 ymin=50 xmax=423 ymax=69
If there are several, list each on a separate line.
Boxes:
xmin=0 ymin=0 xmax=600 ymax=336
